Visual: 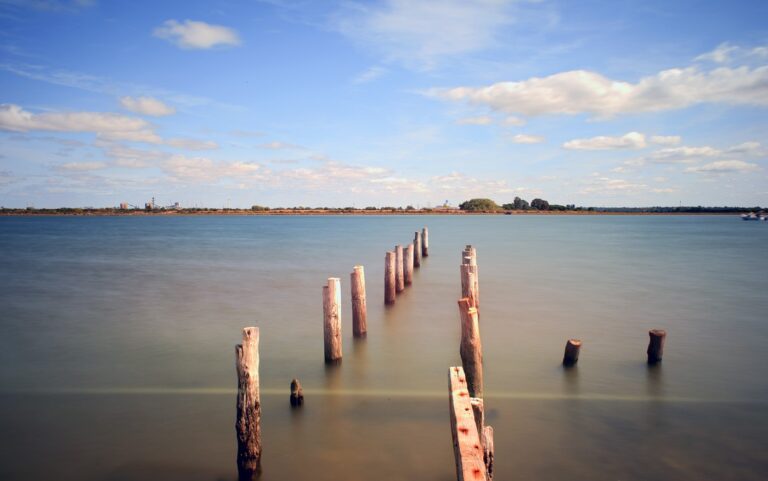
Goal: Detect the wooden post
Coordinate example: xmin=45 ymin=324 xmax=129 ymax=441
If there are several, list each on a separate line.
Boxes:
xmin=458 ymin=298 xmax=483 ymax=398
xmin=395 ymin=245 xmax=405 ymax=292
xmin=563 ymin=339 xmax=582 ymax=366
xmin=290 ymin=378 xmax=304 ymax=407
xmin=422 ymin=227 xmax=429 ymax=257
xmin=647 ymin=329 xmax=667 ymax=364
xmin=449 ymin=366 xmax=487 ymax=481
xmin=323 ymin=278 xmax=342 ymax=364
xmin=350 ymin=266 xmax=367 ymax=337
xmin=385 ymin=251 xmax=396 ymax=304
xmin=414 ymin=231 xmax=422 ymax=268
xmin=460 ymin=264 xmax=478 ymax=309
xmin=469 ymin=398 xmax=494 ymax=480
xmin=236 ymin=327 xmax=261 ymax=479
xmin=482 ymin=426 xmax=494 ymax=480
xmin=404 ymin=243 xmax=414 ymax=286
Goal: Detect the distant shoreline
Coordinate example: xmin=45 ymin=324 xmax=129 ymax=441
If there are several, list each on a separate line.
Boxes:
xmin=0 ymin=209 xmax=747 ymax=217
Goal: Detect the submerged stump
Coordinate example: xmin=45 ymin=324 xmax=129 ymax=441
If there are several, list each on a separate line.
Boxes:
xmin=290 ymin=378 xmax=304 ymax=407
xmin=647 ymin=329 xmax=667 ymax=364
xmin=562 ymin=339 xmax=582 ymax=366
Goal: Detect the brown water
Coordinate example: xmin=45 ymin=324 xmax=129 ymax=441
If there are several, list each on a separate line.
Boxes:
xmin=1 ymin=215 xmax=766 ymax=480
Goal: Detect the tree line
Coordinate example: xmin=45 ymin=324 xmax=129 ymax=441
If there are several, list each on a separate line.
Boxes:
xmin=458 ymin=197 xmax=576 ymax=212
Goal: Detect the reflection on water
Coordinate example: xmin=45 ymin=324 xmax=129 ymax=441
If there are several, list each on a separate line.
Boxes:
xmin=1 ymin=215 xmax=767 ymax=480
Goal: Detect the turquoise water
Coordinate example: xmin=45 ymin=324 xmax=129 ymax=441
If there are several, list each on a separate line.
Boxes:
xmin=1 ymin=215 xmax=766 ymax=480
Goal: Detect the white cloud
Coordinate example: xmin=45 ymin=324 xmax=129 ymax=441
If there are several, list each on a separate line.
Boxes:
xmin=259 ymin=141 xmax=301 ymax=150
xmin=684 ymin=160 xmax=760 ymax=174
xmin=502 ymin=116 xmax=526 ymax=126
xmin=579 ymin=176 xmax=649 ymax=195
xmin=153 ymin=20 xmax=241 ymax=50
xmin=648 ymin=146 xmax=721 ymax=164
xmin=98 ymin=129 xmax=163 ymax=144
xmin=336 ymin=0 xmax=517 ymax=68
xmin=352 ymin=66 xmax=387 ymax=84
xmin=510 ymin=134 xmax=544 ymax=144
xmin=432 ymin=64 xmax=768 ymax=118
xmin=0 ymin=104 xmax=148 ymax=133
xmin=119 ymin=96 xmax=175 ymax=116
xmin=58 ymin=161 xmax=107 ymax=171
xmin=650 ymin=135 xmax=681 ymax=146
xmin=695 ymin=42 xmax=739 ymax=63
xmin=564 ymin=132 xmax=646 ymax=150
xmin=456 ymin=116 xmax=493 ymax=125
xmin=165 ymin=138 xmax=218 ymax=150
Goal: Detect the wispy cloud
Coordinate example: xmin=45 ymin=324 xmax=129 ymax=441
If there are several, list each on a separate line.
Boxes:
xmin=0 ymin=103 xmax=148 ymax=132
xmin=456 ymin=115 xmax=493 ymax=126
xmin=352 ymin=66 xmax=387 ymax=84
xmin=685 ymin=160 xmax=760 ymax=174
xmin=564 ymin=132 xmax=646 ymax=150
xmin=335 ymin=0 xmax=519 ymax=68
xmin=153 ymin=20 xmax=241 ymax=50
xmin=119 ymin=96 xmax=175 ymax=117
xmin=510 ymin=133 xmax=544 ymax=144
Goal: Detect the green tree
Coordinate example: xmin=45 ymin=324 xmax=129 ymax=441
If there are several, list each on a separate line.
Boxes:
xmin=459 ymin=198 xmax=500 ymax=211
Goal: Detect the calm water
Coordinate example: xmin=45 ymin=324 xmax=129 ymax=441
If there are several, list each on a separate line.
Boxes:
xmin=1 ymin=215 xmax=767 ymax=480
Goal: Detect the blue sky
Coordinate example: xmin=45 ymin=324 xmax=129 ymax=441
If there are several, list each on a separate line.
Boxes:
xmin=1 ymin=0 xmax=767 ymax=208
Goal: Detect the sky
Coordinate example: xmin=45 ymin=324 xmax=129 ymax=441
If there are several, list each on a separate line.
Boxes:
xmin=0 ymin=0 xmax=767 ymax=208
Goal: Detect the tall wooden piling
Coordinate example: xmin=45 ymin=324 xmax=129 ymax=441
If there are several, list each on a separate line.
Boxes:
xmin=469 ymin=397 xmax=494 ymax=480
xmin=235 ymin=327 xmax=261 ymax=479
xmin=395 ymin=245 xmax=405 ymax=292
xmin=404 ymin=243 xmax=414 ymax=286
xmin=460 ymin=264 xmax=478 ymax=309
xmin=414 ymin=231 xmax=422 ymax=268
xmin=458 ymin=298 xmax=483 ymax=398
xmin=422 ymin=227 xmax=429 ymax=257
xmin=449 ymin=366 xmax=487 ymax=481
xmin=563 ymin=339 xmax=582 ymax=366
xmin=350 ymin=266 xmax=367 ymax=337
xmin=385 ymin=251 xmax=396 ymax=304
xmin=647 ymin=329 xmax=667 ymax=364
xmin=323 ymin=278 xmax=342 ymax=363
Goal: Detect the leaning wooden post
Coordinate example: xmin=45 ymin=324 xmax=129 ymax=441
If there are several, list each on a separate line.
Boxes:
xmin=449 ymin=366 xmax=487 ymax=481
xmin=350 ymin=266 xmax=367 ymax=337
xmin=236 ymin=327 xmax=261 ymax=479
xmin=647 ymin=329 xmax=667 ymax=364
xmin=385 ymin=251 xmax=396 ymax=304
xmin=404 ymin=243 xmax=414 ymax=286
xmin=458 ymin=298 xmax=483 ymax=398
xmin=413 ymin=232 xmax=422 ymax=268
xmin=395 ymin=245 xmax=405 ymax=292
xmin=563 ymin=339 xmax=582 ymax=366
xmin=422 ymin=227 xmax=429 ymax=257
xmin=323 ymin=278 xmax=342 ymax=364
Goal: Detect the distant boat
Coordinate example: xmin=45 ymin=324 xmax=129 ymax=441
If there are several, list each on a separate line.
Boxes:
xmin=741 ymin=212 xmax=764 ymax=221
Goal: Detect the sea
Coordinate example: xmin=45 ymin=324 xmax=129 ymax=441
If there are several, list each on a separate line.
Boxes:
xmin=0 ymin=214 xmax=766 ymax=480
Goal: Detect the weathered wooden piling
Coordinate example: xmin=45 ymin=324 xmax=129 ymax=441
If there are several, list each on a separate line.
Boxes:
xmin=385 ymin=251 xmax=396 ymax=304
xmin=235 ymin=327 xmax=261 ymax=479
xmin=350 ymin=266 xmax=367 ymax=337
xmin=322 ymin=278 xmax=342 ymax=363
xmin=647 ymin=329 xmax=667 ymax=364
xmin=290 ymin=378 xmax=304 ymax=407
xmin=469 ymin=397 xmax=495 ymax=480
xmin=460 ymin=264 xmax=478 ymax=309
xmin=414 ymin=231 xmax=422 ymax=268
xmin=422 ymin=227 xmax=429 ymax=257
xmin=461 ymin=248 xmax=479 ymax=308
xmin=404 ymin=243 xmax=414 ymax=286
xmin=395 ymin=245 xmax=405 ymax=292
xmin=458 ymin=298 xmax=483 ymax=398
xmin=563 ymin=339 xmax=582 ymax=366
xmin=449 ymin=366 xmax=487 ymax=481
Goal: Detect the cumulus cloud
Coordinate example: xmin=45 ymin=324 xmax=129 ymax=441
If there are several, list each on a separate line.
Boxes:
xmin=684 ymin=160 xmax=760 ymax=174
xmin=432 ymin=64 xmax=768 ymax=118
xmin=510 ymin=134 xmax=545 ymax=144
xmin=119 ymin=96 xmax=175 ymax=116
xmin=0 ymin=104 xmax=148 ymax=133
xmin=336 ymin=0 xmax=517 ymax=68
xmin=650 ymin=135 xmax=681 ymax=146
xmin=153 ymin=20 xmax=241 ymax=50
xmin=457 ymin=116 xmax=493 ymax=125
xmin=165 ymin=138 xmax=218 ymax=150
xmin=564 ymin=132 xmax=646 ymax=150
